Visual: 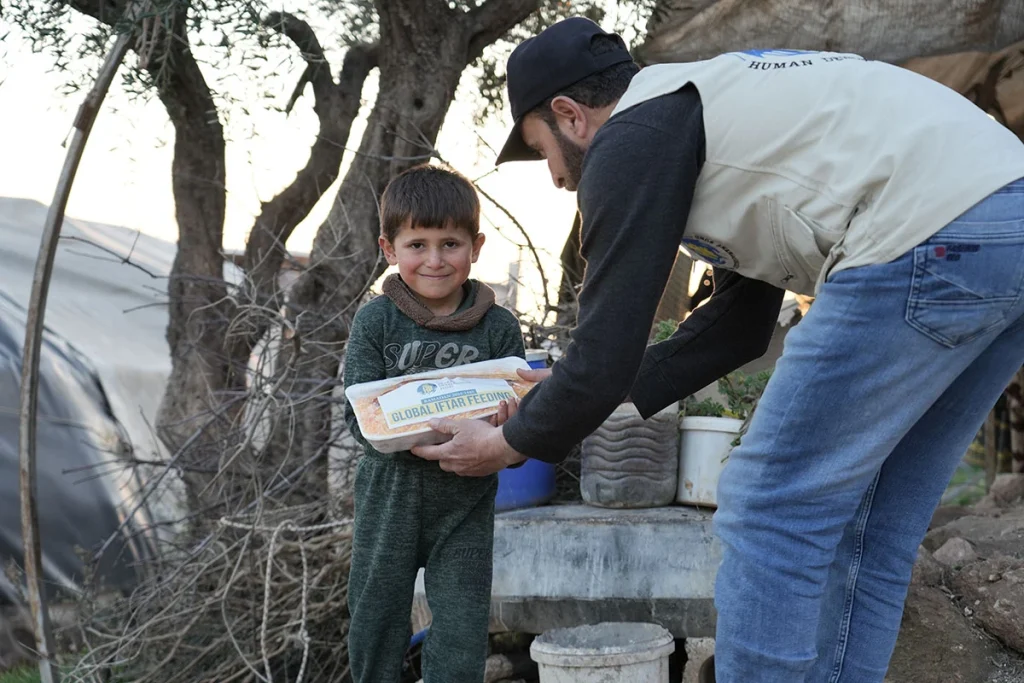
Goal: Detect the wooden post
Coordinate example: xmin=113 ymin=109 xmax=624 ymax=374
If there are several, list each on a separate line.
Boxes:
xmin=984 ymin=410 xmax=998 ymax=493
xmin=18 ymin=18 xmax=140 ymax=683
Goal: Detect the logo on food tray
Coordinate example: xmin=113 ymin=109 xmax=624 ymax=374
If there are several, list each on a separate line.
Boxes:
xmin=682 ymin=236 xmax=739 ymax=270
xmin=416 ymin=382 xmax=438 ymax=396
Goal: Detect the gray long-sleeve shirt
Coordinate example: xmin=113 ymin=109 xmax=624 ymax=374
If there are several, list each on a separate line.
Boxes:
xmin=502 ymin=85 xmax=785 ymax=463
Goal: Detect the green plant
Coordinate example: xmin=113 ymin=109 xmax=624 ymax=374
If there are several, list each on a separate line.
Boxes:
xmin=0 ymin=669 xmax=41 ymax=683
xmin=717 ymin=370 xmax=773 ymax=420
xmin=650 ymin=319 xmax=678 ymax=344
xmin=680 ymin=370 xmax=773 ymax=450
xmin=681 ymin=396 xmax=726 ymax=417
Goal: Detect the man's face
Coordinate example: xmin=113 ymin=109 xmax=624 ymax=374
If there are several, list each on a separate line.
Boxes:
xmin=521 ymin=113 xmax=587 ymax=192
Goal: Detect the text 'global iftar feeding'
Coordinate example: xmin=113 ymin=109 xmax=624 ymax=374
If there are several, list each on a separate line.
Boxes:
xmin=377 ymin=377 xmax=518 ymax=429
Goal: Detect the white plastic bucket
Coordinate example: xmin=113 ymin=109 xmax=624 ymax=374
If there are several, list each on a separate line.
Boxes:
xmin=676 ymin=416 xmax=744 ymax=508
xmin=530 ymin=622 xmax=675 ymax=683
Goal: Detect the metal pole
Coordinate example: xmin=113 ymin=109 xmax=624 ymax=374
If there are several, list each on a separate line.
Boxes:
xmin=19 ymin=24 xmax=138 ymax=683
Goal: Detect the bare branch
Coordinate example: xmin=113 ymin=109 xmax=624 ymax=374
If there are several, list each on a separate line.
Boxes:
xmin=262 ymin=11 xmax=335 ymax=108
xmin=242 ymin=13 xmax=378 ymax=327
xmin=60 ymin=234 xmax=165 ymax=279
xmin=473 ymin=182 xmax=552 ymax=322
xmin=467 ymin=0 xmax=541 ymax=62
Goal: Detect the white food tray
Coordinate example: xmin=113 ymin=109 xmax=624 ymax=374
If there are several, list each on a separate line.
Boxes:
xmin=344 ymin=357 xmax=531 ymax=453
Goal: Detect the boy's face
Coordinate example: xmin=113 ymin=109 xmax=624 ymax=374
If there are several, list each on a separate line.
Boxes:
xmin=380 ymin=221 xmax=485 ymax=310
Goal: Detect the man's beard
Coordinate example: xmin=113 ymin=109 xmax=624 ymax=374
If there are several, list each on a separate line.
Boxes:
xmin=555 ymin=129 xmax=586 ymax=191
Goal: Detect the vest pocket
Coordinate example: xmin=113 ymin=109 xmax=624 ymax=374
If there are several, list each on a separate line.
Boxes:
xmin=767 ymin=200 xmax=831 ymax=295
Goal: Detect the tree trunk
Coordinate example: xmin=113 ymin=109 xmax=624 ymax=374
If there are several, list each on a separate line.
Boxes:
xmin=640 ymin=0 xmax=1024 ymax=65
xmin=149 ymin=10 xmax=378 ymax=516
xmin=554 ymin=213 xmax=585 ymax=332
xmin=653 ymin=251 xmax=692 ymax=325
xmin=1009 ymin=367 xmax=1024 ymax=474
xmin=149 ymin=16 xmax=240 ymax=519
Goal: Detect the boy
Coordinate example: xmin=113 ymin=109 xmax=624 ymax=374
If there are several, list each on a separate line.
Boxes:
xmin=343 ymin=164 xmax=525 ymax=683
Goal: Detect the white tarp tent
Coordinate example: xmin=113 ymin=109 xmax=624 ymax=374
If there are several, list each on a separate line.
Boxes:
xmin=0 ymin=196 xmax=180 ymax=600
xmin=0 ymin=197 xmax=175 ymax=465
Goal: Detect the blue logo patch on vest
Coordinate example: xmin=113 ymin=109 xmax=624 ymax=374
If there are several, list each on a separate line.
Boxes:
xmin=728 ymin=48 xmax=823 ymax=64
xmin=682 ymin=236 xmax=739 ymax=270
xmin=737 ymin=49 xmax=819 ymax=58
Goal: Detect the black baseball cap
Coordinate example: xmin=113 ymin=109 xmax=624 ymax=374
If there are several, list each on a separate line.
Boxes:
xmin=495 ymin=17 xmax=633 ymax=166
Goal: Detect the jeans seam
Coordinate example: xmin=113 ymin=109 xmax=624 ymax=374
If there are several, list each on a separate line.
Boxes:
xmin=828 ymin=473 xmax=880 ymax=683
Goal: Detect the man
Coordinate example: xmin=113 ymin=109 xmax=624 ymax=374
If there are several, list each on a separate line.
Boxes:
xmin=411 ymin=16 xmax=1024 ymax=683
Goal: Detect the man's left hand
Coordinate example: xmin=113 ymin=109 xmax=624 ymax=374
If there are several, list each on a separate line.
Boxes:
xmin=411 ymin=418 xmax=526 ymax=476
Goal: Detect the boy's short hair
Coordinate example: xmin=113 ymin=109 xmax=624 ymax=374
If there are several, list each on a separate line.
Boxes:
xmin=380 ymin=164 xmax=480 ymax=243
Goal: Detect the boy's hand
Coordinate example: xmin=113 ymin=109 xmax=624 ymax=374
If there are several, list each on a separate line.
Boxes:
xmin=486 ymin=366 xmax=550 ymax=426
xmin=411 ymin=419 xmax=526 ymax=476
xmin=489 ymin=397 xmax=519 ymax=426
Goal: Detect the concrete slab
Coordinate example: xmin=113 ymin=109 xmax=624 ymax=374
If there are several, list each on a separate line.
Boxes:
xmin=413 ymin=504 xmax=720 ymax=638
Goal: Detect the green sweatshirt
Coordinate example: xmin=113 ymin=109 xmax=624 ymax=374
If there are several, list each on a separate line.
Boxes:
xmin=343 ymin=275 xmax=526 ymax=456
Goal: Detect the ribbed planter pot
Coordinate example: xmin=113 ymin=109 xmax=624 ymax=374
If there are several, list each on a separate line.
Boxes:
xmin=580 ymin=403 xmax=680 ymax=508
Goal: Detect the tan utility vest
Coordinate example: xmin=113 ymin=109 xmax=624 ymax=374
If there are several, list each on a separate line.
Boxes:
xmin=610 ymin=50 xmax=1024 ymax=295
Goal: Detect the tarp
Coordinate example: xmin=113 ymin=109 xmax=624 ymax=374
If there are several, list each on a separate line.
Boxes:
xmin=0 ymin=290 xmax=155 ymax=601
xmin=0 ymin=197 xmax=177 ymax=601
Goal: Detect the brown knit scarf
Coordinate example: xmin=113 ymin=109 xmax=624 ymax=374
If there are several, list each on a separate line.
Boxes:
xmin=382 ymin=274 xmax=496 ymax=332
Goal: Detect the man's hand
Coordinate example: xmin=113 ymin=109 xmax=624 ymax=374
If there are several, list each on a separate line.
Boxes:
xmin=410 ymin=366 xmax=550 ymax=475
xmin=517 ymin=367 xmax=552 ymax=383
xmin=411 ymin=418 xmax=527 ymax=476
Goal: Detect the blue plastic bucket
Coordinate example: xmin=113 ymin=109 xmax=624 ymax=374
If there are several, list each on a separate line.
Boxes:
xmin=495 ymin=350 xmax=557 ymax=511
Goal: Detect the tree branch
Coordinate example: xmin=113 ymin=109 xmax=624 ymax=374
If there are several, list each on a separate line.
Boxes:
xmin=65 ymin=0 xmax=128 ymax=26
xmin=242 ymin=12 xmax=377 ymax=344
xmin=467 ymin=0 xmax=541 ymax=62
xmin=263 ymin=11 xmax=335 ymax=107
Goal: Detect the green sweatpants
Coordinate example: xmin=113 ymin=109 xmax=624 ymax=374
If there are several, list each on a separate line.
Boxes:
xmin=347 ymin=452 xmax=497 ymax=683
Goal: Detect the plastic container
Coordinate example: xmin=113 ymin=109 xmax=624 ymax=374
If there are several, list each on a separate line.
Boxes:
xmin=525 ymin=349 xmax=549 ymax=369
xmin=496 ymin=348 xmax=556 ymax=511
xmin=530 ymin=622 xmax=675 ymax=683
xmin=496 ymin=458 xmax=557 ymax=510
xmin=344 ymin=357 xmax=533 ymax=453
xmin=676 ymin=416 xmax=744 ymax=508
xmin=579 ymin=402 xmax=680 ymax=508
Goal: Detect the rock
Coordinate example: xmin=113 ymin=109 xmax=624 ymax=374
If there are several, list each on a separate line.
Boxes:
xmin=912 ymin=545 xmax=946 ymax=587
xmin=931 ymin=505 xmax=974 ymax=531
xmin=683 ymin=637 xmax=715 ymax=683
xmin=925 ymin=505 xmax=1024 ymax=561
xmin=484 ymin=652 xmax=536 ymax=682
xmin=888 ymin=584 xmax=1005 ymax=683
xmin=990 ymin=474 xmax=1024 ymax=508
xmin=0 ymin=607 xmax=35 ymax=671
xmin=933 ymin=537 xmax=979 ymax=569
xmin=973 ymin=496 xmax=1004 ymax=516
xmin=952 ymin=557 xmax=1024 ymax=654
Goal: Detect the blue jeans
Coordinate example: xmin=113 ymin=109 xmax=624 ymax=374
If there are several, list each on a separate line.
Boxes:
xmin=714 ymin=178 xmax=1024 ymax=683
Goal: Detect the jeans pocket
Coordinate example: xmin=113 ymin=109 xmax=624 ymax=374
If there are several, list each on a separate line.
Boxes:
xmin=906 ymin=226 xmax=1024 ymax=348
